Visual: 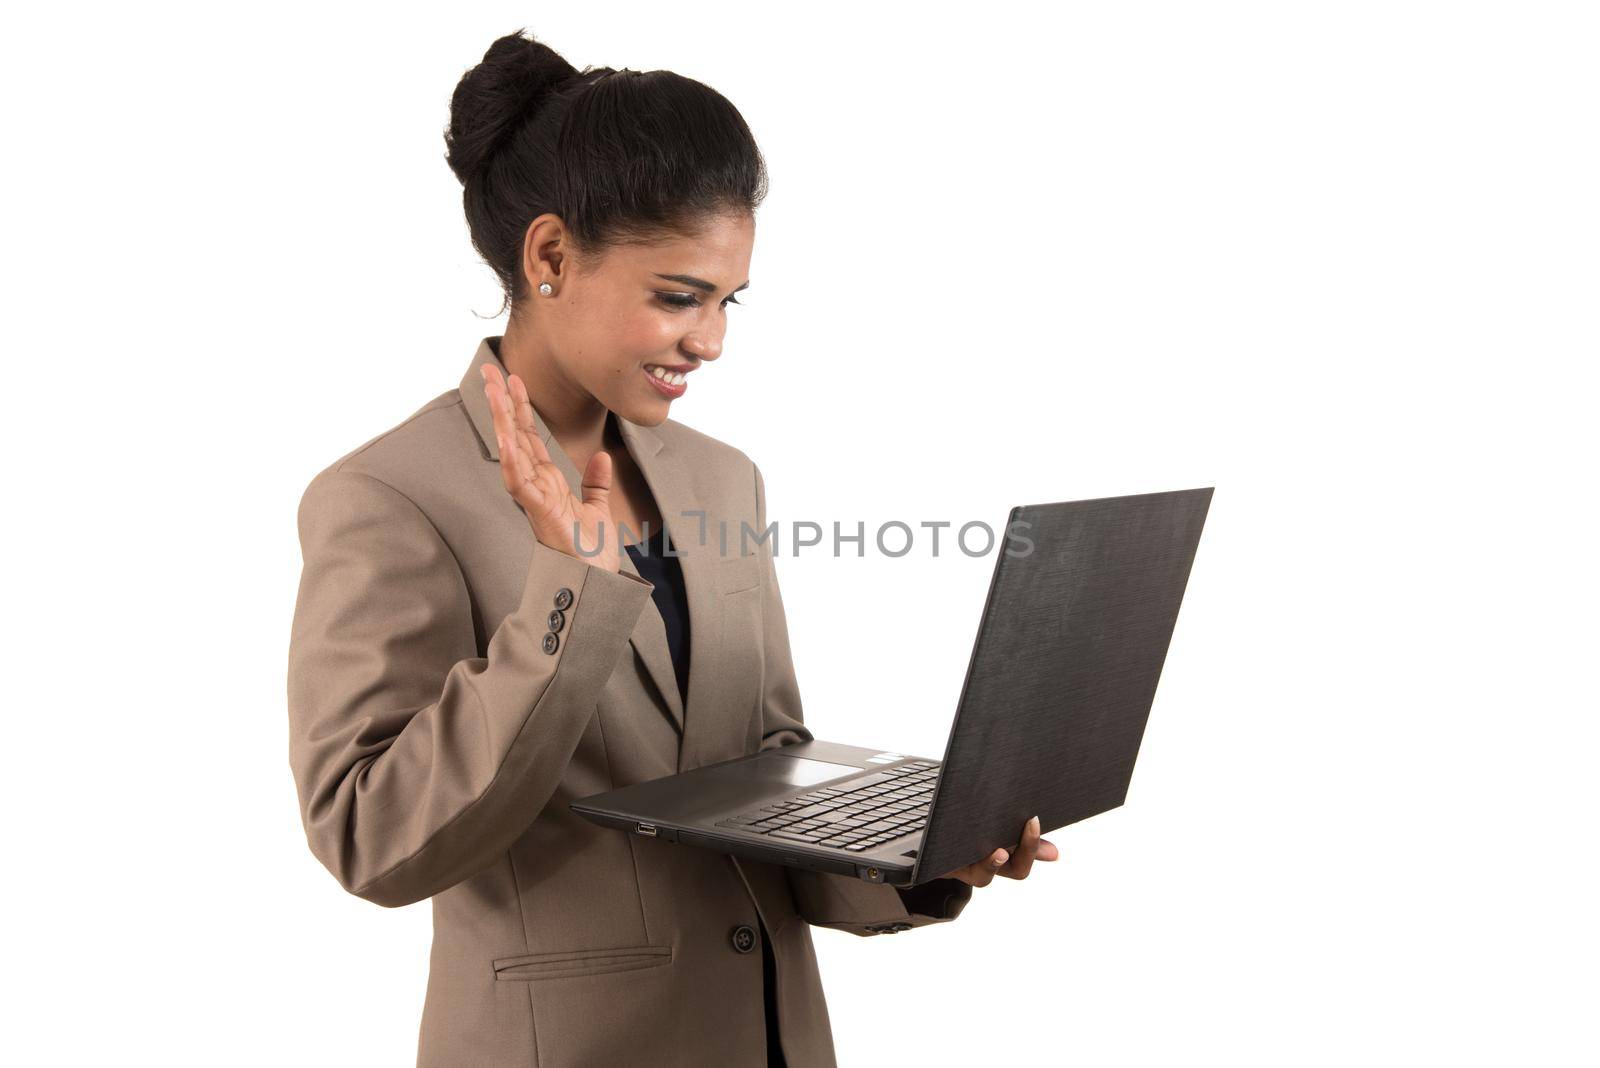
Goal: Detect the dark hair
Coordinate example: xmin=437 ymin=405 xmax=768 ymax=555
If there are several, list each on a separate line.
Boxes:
xmin=444 ymin=29 xmax=769 ymax=318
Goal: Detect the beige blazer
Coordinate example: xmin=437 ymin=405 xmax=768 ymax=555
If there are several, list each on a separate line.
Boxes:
xmin=287 ymin=337 xmax=972 ymax=1067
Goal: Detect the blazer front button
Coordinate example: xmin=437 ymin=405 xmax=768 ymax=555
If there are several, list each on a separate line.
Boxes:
xmin=541 ymin=632 xmax=560 ymax=655
xmin=547 ymin=609 xmax=565 ymax=633
xmin=553 ymin=587 xmax=574 ymax=611
xmin=730 ymin=924 xmax=756 ymax=954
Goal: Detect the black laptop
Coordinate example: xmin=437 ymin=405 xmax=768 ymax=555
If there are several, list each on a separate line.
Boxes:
xmin=571 ymin=487 xmax=1212 ymax=888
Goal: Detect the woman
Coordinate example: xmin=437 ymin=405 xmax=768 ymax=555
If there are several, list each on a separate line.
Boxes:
xmin=287 ymin=29 xmax=1057 ymax=1067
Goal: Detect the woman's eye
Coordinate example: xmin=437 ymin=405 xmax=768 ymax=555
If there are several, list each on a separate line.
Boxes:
xmin=656 ymin=293 xmax=742 ymax=310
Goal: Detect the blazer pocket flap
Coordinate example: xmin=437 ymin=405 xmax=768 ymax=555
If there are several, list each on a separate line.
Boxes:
xmin=718 ymin=551 xmax=762 ymax=594
xmin=492 ymin=944 xmax=672 ymax=982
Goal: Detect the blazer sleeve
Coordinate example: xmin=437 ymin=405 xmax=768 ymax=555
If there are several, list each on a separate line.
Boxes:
xmin=750 ymin=463 xmax=973 ymax=936
xmin=286 ymin=467 xmax=654 ymax=908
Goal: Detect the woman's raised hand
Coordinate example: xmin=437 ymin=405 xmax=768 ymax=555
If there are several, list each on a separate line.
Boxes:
xmin=481 ymin=363 xmax=621 ymax=574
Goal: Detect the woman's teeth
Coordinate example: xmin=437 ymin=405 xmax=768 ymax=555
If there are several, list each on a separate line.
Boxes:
xmin=647 ymin=365 xmax=686 ymax=385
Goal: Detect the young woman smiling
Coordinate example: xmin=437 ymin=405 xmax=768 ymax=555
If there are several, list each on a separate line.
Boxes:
xmin=287 ymin=28 xmax=1056 ymax=1068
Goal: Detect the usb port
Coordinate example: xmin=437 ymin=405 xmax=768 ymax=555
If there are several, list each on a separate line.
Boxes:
xmin=636 ymin=822 xmax=658 ymax=837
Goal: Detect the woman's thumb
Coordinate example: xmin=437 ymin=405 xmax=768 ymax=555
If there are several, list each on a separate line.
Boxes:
xmin=580 ymin=449 xmax=613 ymax=510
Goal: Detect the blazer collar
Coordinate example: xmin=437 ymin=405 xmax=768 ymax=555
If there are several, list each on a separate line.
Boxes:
xmin=460 ymin=337 xmax=730 ymax=758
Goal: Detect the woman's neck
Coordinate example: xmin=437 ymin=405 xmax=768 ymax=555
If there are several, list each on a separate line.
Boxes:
xmin=493 ymin=325 xmax=612 ymax=467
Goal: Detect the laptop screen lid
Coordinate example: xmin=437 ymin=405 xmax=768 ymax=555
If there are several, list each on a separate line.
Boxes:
xmin=912 ymin=488 xmax=1213 ymax=884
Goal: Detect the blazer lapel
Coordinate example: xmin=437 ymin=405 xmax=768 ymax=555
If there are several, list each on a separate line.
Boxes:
xmin=616 ymin=549 xmax=687 ymax=734
xmin=615 ymin=416 xmax=732 ymax=773
xmin=457 ymin=337 xmax=688 ymax=737
xmin=611 ymin=420 xmax=689 ymax=736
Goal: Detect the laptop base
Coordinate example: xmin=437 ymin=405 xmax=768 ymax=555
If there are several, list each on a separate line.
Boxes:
xmin=570 ymin=740 xmax=935 ymax=886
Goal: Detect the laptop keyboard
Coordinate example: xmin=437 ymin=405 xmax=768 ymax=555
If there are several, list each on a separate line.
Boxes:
xmin=713 ymin=760 xmax=940 ymax=852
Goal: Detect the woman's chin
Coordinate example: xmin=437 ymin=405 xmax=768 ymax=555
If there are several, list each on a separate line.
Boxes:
xmin=614 ymin=395 xmax=673 ymax=427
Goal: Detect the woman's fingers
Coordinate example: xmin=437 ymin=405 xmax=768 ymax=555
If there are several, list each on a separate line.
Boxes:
xmin=489 ymin=415 xmax=549 ymax=516
xmin=483 ymin=365 xmax=530 ymax=456
xmin=496 ymin=426 xmax=537 ymax=507
xmin=482 ymin=371 xmax=519 ymax=495
xmin=1004 ymin=816 xmax=1043 ymax=880
xmin=483 ymin=366 xmax=529 ymax=471
xmin=497 ymin=373 xmax=535 ymax=459
xmin=996 ymin=820 xmax=1061 ymax=881
xmin=507 ymin=374 xmax=554 ymax=466
xmin=937 ymin=821 xmax=1063 ymax=887
xmin=580 ymin=450 xmax=613 ymax=510
xmin=945 ymin=847 xmax=1008 ymax=887
xmin=483 ymin=366 xmax=553 ymax=512
xmin=480 ymin=365 xmax=618 ymax=568
xmin=977 ymin=848 xmax=1009 ymax=886
xmin=481 ymin=364 xmax=510 ymax=440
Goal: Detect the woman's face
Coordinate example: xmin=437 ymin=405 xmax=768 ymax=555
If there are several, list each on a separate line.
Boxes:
xmin=530 ymin=211 xmax=755 ymax=427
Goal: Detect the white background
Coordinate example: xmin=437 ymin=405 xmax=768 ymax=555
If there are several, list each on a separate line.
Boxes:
xmin=5 ymin=2 xmax=1596 ymax=1065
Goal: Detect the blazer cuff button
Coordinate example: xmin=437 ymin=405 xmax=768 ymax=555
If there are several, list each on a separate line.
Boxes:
xmin=541 ymin=632 xmax=560 ymax=655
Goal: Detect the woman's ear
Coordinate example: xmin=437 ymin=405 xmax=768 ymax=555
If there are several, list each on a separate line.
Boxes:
xmin=521 ymin=212 xmax=568 ymax=296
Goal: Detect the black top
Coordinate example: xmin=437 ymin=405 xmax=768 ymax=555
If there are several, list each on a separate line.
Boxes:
xmin=623 ymin=527 xmax=691 ymax=706
xmin=621 ymin=525 xmax=958 ymax=1066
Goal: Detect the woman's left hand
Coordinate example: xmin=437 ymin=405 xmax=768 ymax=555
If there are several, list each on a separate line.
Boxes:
xmin=935 ymin=816 xmax=1059 ymax=887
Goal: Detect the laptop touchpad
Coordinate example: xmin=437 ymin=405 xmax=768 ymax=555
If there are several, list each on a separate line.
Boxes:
xmin=736 ymin=754 xmax=860 ymax=787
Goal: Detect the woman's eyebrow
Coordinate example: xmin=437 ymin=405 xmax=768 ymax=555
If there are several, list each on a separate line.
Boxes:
xmin=653 ymin=273 xmax=750 ymax=294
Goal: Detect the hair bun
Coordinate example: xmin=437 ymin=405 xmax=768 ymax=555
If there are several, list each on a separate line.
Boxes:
xmin=445 ymin=29 xmax=579 ymax=185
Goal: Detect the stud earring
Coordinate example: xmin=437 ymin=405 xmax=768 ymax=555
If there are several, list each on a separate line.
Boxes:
xmin=538 ymin=282 xmax=553 ymax=296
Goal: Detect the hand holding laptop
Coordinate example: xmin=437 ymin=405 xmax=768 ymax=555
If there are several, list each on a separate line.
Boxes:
xmin=935 ymin=814 xmax=1059 ymax=887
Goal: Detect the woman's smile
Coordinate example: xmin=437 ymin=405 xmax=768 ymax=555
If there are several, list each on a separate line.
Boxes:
xmin=643 ymin=362 xmax=693 ymax=398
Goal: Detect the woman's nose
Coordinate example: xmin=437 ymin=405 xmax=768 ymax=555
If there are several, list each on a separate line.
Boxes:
xmin=682 ymin=336 xmax=721 ymax=363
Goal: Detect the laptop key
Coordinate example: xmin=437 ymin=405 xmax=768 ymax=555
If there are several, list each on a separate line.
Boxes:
xmin=850 ymin=772 xmax=900 ymax=788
